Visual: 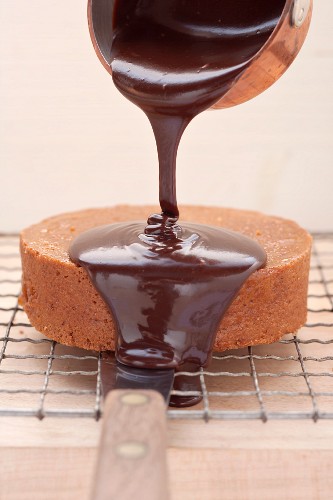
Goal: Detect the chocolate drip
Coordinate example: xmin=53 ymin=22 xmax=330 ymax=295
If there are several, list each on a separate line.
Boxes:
xmin=148 ymin=115 xmax=190 ymax=218
xmin=69 ymin=0 xmax=285 ymax=405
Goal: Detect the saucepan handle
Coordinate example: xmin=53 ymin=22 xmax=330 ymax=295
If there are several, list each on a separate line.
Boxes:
xmin=91 ymin=389 xmax=170 ymax=500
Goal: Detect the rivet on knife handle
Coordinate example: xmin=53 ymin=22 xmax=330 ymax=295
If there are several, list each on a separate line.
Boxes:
xmin=91 ymin=389 xmax=170 ymax=500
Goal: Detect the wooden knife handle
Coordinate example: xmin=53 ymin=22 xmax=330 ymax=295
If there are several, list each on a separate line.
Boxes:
xmin=91 ymin=390 xmax=170 ymax=500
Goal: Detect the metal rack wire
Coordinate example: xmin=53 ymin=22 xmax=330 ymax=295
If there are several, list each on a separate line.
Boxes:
xmin=0 ymin=233 xmax=332 ymax=421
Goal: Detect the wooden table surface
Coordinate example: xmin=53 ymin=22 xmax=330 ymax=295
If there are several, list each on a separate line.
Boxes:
xmin=1 ymin=416 xmax=333 ymax=499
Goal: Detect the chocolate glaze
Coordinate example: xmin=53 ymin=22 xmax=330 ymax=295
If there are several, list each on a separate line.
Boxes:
xmin=70 ymin=218 xmax=266 ymax=367
xmin=69 ymin=0 xmax=283 ymax=405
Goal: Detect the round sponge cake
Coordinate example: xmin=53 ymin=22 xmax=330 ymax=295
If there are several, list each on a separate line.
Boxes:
xmin=20 ymin=206 xmax=312 ymax=352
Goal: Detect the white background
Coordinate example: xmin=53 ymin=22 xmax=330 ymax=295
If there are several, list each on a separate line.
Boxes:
xmin=1 ymin=0 xmax=332 ymax=232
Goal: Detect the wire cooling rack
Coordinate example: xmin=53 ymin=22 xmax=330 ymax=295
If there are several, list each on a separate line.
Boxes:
xmin=0 ymin=233 xmax=332 ymax=421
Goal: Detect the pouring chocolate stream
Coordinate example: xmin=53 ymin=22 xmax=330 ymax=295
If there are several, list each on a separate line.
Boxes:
xmin=68 ymin=0 xmax=286 ymax=405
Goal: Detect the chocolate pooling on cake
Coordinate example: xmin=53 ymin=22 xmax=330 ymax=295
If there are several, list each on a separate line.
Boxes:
xmin=68 ymin=1 xmax=288 ymax=397
xmin=70 ymin=220 xmax=266 ymax=369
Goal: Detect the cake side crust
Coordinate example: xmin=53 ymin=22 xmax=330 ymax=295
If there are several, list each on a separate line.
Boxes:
xmin=20 ymin=206 xmax=312 ymax=352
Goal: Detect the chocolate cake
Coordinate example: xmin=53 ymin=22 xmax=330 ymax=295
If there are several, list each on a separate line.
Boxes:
xmin=20 ymin=205 xmax=312 ymax=352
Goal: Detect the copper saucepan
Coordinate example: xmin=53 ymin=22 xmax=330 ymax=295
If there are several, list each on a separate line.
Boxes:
xmin=87 ymin=0 xmax=312 ymax=108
